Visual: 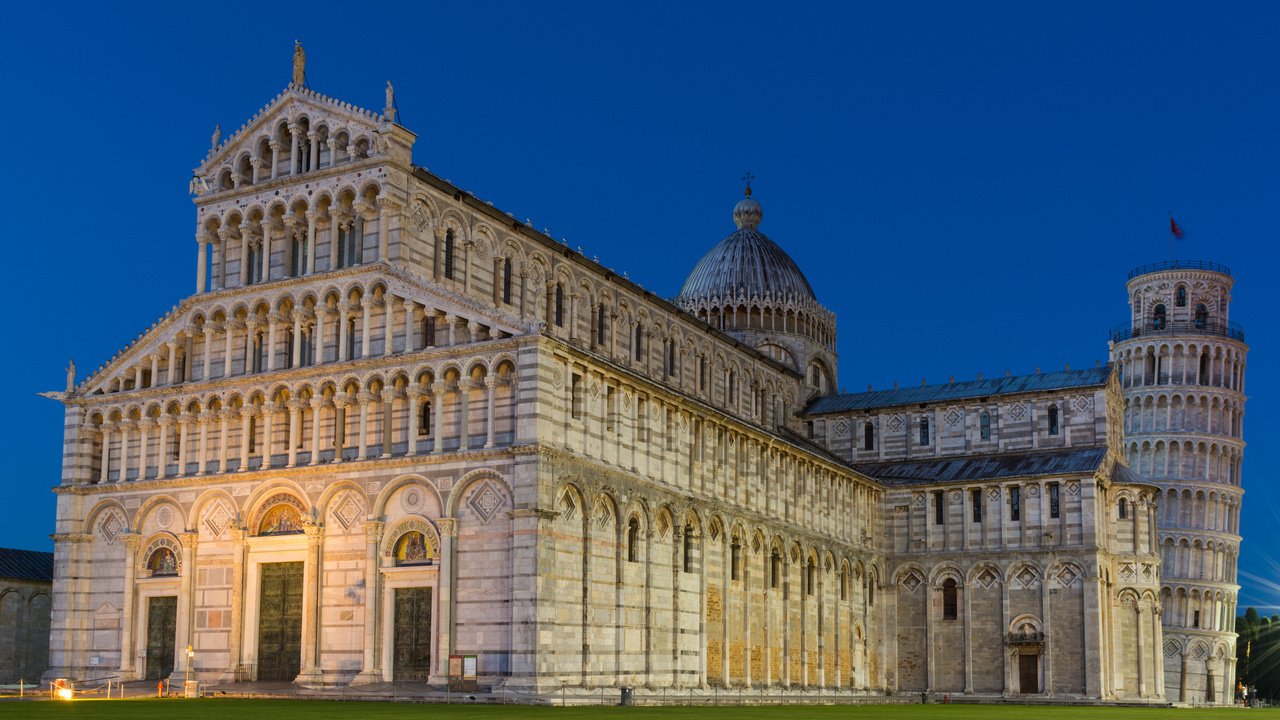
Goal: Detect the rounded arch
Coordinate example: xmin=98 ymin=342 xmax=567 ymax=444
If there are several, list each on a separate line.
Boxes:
xmin=444 ymin=468 xmax=512 ymax=518
xmin=372 ymin=473 xmax=443 ymax=518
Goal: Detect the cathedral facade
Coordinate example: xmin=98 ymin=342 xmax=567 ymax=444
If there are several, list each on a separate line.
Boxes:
xmin=44 ymin=65 xmax=1244 ymax=705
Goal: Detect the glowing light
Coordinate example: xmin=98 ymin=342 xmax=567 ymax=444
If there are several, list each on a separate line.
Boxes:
xmin=57 ymin=688 xmax=73 ymax=700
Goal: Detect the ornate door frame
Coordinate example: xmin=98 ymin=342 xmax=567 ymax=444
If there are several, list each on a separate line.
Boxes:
xmin=241 ymin=535 xmax=307 ymax=681
xmin=379 ymin=566 xmax=438 ymax=682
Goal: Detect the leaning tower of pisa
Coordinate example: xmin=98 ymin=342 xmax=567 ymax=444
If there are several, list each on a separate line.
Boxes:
xmin=1110 ymin=260 xmax=1247 ymax=705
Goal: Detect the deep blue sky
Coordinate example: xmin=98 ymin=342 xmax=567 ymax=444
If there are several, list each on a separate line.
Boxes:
xmin=4 ymin=3 xmax=1277 ymax=609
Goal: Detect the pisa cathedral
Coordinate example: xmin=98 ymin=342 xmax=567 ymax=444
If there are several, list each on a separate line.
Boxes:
xmin=44 ymin=61 xmax=1247 ymax=705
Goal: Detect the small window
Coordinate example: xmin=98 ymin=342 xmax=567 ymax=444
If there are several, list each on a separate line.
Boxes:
xmin=554 ymin=284 xmax=564 ymax=327
xmin=730 ymin=538 xmax=741 ymax=581
xmin=1193 ymin=610 xmax=1201 ymax=628
xmin=1048 ymin=405 xmax=1059 ymax=435
xmin=419 ymin=400 xmax=431 ymax=435
xmin=1049 ymin=483 xmax=1060 ymax=518
xmin=595 ymin=305 xmax=606 ymax=347
xmin=806 ymin=558 xmax=816 ymax=596
xmin=934 ymin=490 xmax=945 ymax=525
xmin=942 ymin=578 xmax=958 ymax=620
xmin=979 ymin=411 xmax=991 ymax=441
xmin=570 ymin=373 xmax=583 ymax=420
xmin=1152 ymin=304 xmax=1167 ymax=330
xmin=1195 ymin=304 xmax=1208 ymax=330
xmin=919 ymin=417 xmax=930 ymax=446
xmin=501 ymin=257 xmax=513 ymax=304
xmin=840 ymin=569 xmax=848 ymax=601
xmin=1176 ymin=286 xmax=1188 ymax=307
xmin=634 ymin=325 xmax=644 ymax=360
xmin=1119 ymin=497 xmax=1128 ymax=519
xmin=1010 ymin=486 xmax=1021 ymax=521
xmin=627 ymin=518 xmax=640 ymax=563
xmin=443 ymin=229 xmax=455 ymax=280
xmin=863 ymin=421 xmax=875 ymax=451
xmin=972 ymin=489 xmax=982 ymax=522
xmin=770 ymin=549 xmax=782 ymax=589
xmin=423 ymin=316 xmax=436 ymax=347
xmin=683 ymin=526 xmax=695 ymax=573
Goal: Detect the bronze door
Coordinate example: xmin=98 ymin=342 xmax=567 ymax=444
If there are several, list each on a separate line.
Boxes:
xmin=393 ymin=587 xmax=432 ymax=682
xmin=144 ymin=596 xmax=177 ymax=680
xmin=257 ymin=562 xmax=304 ymax=681
xmin=1018 ymin=654 xmax=1039 ymax=693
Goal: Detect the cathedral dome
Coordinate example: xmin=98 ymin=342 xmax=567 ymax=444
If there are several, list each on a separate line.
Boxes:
xmin=677 ymin=193 xmax=817 ymax=305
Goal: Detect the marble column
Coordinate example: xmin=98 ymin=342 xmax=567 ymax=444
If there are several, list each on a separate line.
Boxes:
xmin=356 ymin=392 xmax=371 ymax=460
xmin=156 ymin=418 xmax=171 ymax=480
xmin=118 ymin=533 xmax=142 ymax=678
xmin=287 ymin=399 xmax=302 ymax=467
xmin=406 ymin=388 xmax=421 ymax=455
xmin=310 ymin=398 xmax=324 ymax=465
xmin=351 ymin=521 xmax=384 ymax=684
xmin=484 ymin=377 xmax=497 ymax=448
xmin=296 ymin=523 xmax=324 ymax=686
xmin=435 ymin=518 xmax=457 ymax=677
xmin=432 ymin=383 xmax=446 ymax=454
xmin=333 ymin=397 xmax=348 ymax=463
xmin=174 ymin=532 xmax=198 ymax=678
xmin=239 ymin=408 xmax=253 ymax=471
xmin=226 ymin=527 xmax=248 ymax=681
xmin=195 ymin=235 xmax=208 ymax=293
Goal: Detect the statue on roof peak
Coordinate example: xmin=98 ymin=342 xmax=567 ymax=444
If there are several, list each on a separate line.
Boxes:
xmin=292 ymin=41 xmax=307 ymax=87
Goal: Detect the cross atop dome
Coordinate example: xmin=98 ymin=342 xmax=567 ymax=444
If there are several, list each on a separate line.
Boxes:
xmin=742 ymin=171 xmax=755 ymax=198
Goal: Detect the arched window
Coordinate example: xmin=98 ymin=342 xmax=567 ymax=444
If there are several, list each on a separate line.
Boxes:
xmin=863 ymin=421 xmax=875 ymax=451
xmin=942 ymin=578 xmax=958 ymax=620
xmin=443 ymin=229 xmax=455 ymax=280
xmin=252 ymin=333 xmax=265 ymax=373
xmin=290 ymin=234 xmax=305 ymax=277
xmin=419 ymin=399 xmax=431 ymax=435
xmin=634 ymin=325 xmax=644 ymax=360
xmin=682 ymin=525 xmax=695 ymax=574
xmin=423 ymin=315 xmax=436 ymax=347
xmin=1047 ymin=404 xmax=1059 ymax=435
xmin=1176 ymin=285 xmax=1188 ymax=307
xmin=147 ymin=547 xmax=178 ymax=576
xmin=553 ymin=283 xmax=564 ymax=327
xmin=980 ymin=411 xmax=992 ymax=441
xmin=1195 ymin=303 xmax=1208 ymax=329
xmin=770 ymin=549 xmax=782 ymax=589
xmin=1199 ymin=352 xmax=1210 ymax=384
xmin=730 ymin=538 xmax=741 ymax=581
xmin=806 ymin=558 xmax=817 ymax=596
xmin=919 ymin=417 xmax=930 ymax=446
xmin=347 ymin=318 xmax=358 ymax=359
xmin=392 ymin=530 xmax=434 ymax=566
xmin=1153 ymin=304 xmax=1167 ymax=330
xmin=595 ymin=305 xmax=606 ymax=347
xmin=502 ymin=257 xmax=513 ymax=304
xmin=868 ymin=579 xmax=875 ymax=606
xmin=1119 ymin=497 xmax=1128 ymax=519
xmin=627 ymin=518 xmax=640 ymax=563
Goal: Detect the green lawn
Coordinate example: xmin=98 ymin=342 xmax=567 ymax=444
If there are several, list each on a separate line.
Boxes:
xmin=0 ymin=700 xmax=1277 ymax=720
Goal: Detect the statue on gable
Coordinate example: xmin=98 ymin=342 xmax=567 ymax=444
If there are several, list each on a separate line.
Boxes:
xmin=292 ymin=41 xmax=307 ymax=87
xmin=65 ymin=360 xmax=75 ymax=393
xmin=385 ymin=80 xmax=397 ymax=123
xmin=211 ymin=124 xmax=221 ymax=151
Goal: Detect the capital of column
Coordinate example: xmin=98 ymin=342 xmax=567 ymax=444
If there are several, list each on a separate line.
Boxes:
xmin=310 ymin=397 xmax=325 ymax=411
xmin=405 ymin=386 xmax=423 ymax=400
xmin=229 ymin=525 xmax=249 ymax=545
xmin=333 ymin=396 xmax=350 ymax=410
xmin=303 ymin=522 xmax=324 ymax=544
xmin=363 ymin=520 xmax=385 ymax=540
xmin=433 ymin=225 xmax=447 ymax=241
xmin=356 ymin=391 xmax=373 ymax=405
xmin=120 ymin=532 xmax=143 ymax=552
xmin=178 ymin=532 xmax=199 ymax=549
xmin=436 ymin=518 xmax=458 ymax=537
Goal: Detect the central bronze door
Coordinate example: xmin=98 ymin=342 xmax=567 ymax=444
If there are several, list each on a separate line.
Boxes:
xmin=393 ymin=587 xmax=432 ymax=682
xmin=144 ymin=596 xmax=177 ymax=680
xmin=1019 ymin=654 xmax=1039 ymax=693
xmin=257 ymin=562 xmax=303 ymax=681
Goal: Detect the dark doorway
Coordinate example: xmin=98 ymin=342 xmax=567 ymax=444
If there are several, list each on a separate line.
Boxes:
xmin=1018 ymin=654 xmax=1039 ymax=694
xmin=257 ymin=562 xmax=304 ymax=681
xmin=144 ymin=596 xmax=177 ymax=680
xmin=393 ymin=587 xmax=433 ymax=682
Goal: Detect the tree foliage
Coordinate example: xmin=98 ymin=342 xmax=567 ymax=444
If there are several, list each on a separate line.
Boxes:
xmin=1237 ymin=608 xmax=1280 ymax=700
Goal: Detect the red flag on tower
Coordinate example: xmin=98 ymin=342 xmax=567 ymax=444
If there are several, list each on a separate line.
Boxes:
xmin=1170 ymin=216 xmax=1185 ymax=239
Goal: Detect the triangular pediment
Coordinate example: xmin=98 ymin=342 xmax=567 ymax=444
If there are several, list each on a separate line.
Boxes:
xmin=197 ymin=84 xmax=389 ymax=175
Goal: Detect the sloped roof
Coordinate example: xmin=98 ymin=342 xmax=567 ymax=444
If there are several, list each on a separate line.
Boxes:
xmin=0 ymin=548 xmax=54 ymax=582
xmin=807 ymin=366 xmax=1112 ymax=415
xmin=853 ymin=446 xmax=1109 ymax=487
